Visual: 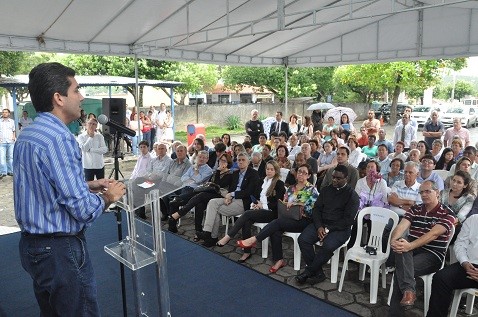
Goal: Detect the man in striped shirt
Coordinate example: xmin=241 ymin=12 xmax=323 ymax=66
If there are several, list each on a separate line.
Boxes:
xmin=388 ymin=180 xmax=456 ymax=316
xmin=14 ymin=62 xmax=126 ymax=316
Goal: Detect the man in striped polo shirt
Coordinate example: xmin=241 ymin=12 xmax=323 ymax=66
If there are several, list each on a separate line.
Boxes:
xmin=388 ymin=180 xmax=456 ymax=316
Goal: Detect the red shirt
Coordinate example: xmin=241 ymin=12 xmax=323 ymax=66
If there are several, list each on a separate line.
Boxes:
xmin=357 ymin=136 xmax=368 ymax=147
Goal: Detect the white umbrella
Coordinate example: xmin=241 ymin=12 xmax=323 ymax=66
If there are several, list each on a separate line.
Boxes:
xmin=324 ymin=106 xmax=357 ymax=123
xmin=307 ymin=102 xmax=335 ymax=111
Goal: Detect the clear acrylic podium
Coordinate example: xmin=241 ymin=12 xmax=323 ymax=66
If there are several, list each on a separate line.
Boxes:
xmin=104 ymin=173 xmax=182 ymax=317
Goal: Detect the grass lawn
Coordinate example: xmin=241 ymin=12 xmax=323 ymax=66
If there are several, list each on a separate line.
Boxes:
xmin=174 ymin=126 xmax=244 ymax=143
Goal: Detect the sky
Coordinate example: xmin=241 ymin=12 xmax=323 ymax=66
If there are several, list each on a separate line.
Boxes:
xmin=457 ymin=56 xmax=478 ymax=77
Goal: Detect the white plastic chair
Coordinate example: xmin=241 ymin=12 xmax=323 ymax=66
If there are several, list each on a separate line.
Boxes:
xmin=252 ymin=222 xmax=269 ymax=258
xmin=316 ymin=237 xmax=350 ymax=284
xmin=223 ymin=215 xmax=236 ymax=234
xmin=434 ymin=170 xmax=449 ymax=181
xmin=283 ymin=232 xmax=302 ymax=270
xmin=387 ymin=226 xmax=455 ymax=315
xmin=450 ymin=288 xmax=478 ymax=317
xmin=338 ymin=207 xmax=399 ymax=304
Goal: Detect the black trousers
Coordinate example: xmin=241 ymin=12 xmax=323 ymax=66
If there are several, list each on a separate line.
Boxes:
xmin=256 ymin=217 xmax=311 ymax=261
xmin=427 ymin=262 xmax=478 ymax=317
xmin=84 ymin=168 xmax=105 ymax=181
xmin=228 ymin=209 xmax=276 ymax=254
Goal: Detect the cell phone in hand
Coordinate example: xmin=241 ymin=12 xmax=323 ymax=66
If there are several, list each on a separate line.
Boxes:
xmin=250 ymin=195 xmax=258 ymax=204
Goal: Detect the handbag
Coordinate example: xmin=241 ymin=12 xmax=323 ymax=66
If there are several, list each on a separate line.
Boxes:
xmin=277 ymin=200 xmax=302 ymax=221
xmin=193 ymin=182 xmax=220 ymax=195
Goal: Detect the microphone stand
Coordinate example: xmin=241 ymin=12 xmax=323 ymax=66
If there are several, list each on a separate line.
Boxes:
xmin=111 ymin=131 xmax=127 ymax=317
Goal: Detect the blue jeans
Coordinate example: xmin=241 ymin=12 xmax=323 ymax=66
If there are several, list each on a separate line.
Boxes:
xmin=0 ymin=142 xmax=14 ymax=175
xmin=298 ymin=223 xmax=351 ymax=276
xmin=19 ymin=232 xmax=100 ymax=317
xmin=131 ymin=135 xmax=140 ymax=155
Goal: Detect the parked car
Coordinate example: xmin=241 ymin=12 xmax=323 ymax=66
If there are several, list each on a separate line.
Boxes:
xmin=410 ymin=104 xmax=448 ymax=126
xmin=377 ymin=103 xmax=408 ymax=123
xmin=441 ymin=106 xmax=478 ymax=128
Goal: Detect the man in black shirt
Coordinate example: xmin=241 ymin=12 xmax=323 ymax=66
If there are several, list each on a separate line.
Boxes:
xmin=296 ymin=165 xmax=360 ymax=284
xmin=245 ymin=109 xmax=264 ymax=145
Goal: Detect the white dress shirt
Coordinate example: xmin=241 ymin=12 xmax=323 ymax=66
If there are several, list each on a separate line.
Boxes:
xmin=455 ymin=214 xmax=478 ymax=265
xmin=77 ymin=132 xmax=108 ymax=169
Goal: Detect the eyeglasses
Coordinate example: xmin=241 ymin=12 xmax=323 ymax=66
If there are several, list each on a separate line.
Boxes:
xmin=419 ymin=189 xmax=434 ymax=195
xmin=297 ymin=170 xmax=309 ymax=175
xmin=421 ymin=159 xmax=434 ymax=165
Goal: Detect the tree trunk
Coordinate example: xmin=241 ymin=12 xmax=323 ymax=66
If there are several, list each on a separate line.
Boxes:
xmin=390 ymin=73 xmax=402 ymax=123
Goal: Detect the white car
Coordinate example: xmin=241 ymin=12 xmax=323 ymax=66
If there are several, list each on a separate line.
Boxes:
xmin=410 ymin=105 xmax=447 ymax=126
xmin=441 ymin=106 xmax=478 ymax=128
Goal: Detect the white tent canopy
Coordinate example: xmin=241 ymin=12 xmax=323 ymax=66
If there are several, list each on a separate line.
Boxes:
xmin=0 ymin=0 xmax=477 ymax=67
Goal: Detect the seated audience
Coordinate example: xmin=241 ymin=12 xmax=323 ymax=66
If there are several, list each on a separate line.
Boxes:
xmin=197 ymin=153 xmax=261 ymax=247
xmin=275 ymin=145 xmax=292 ymax=169
xmin=149 ymin=142 xmax=173 ymax=176
xmin=451 ymin=138 xmax=464 ymax=160
xmin=355 ymin=160 xmax=389 ymax=209
xmin=320 ymin=147 xmax=359 ymax=191
xmin=382 ymin=158 xmax=405 ymax=188
xmin=388 ymin=161 xmax=422 ymax=217
xmin=347 ymin=137 xmax=366 ymax=168
xmin=406 ymin=149 xmax=420 ymax=164
xmin=249 ymin=151 xmax=266 ymax=178
xmin=440 ymin=170 xmax=474 ymax=241
xmin=388 ymin=141 xmax=407 ymax=163
xmin=388 ymin=180 xmax=455 ymax=314
xmin=416 ymin=155 xmax=444 ymax=191
xmin=362 ymin=134 xmax=378 ymax=158
xmin=216 ymin=161 xmax=286 ymax=262
xmin=189 ymin=138 xmax=205 ymax=165
xmin=252 ymin=133 xmax=267 ymax=153
xmin=377 ymin=144 xmax=392 ymax=175
xmin=427 ymin=213 xmax=478 ymax=317
xmin=309 ymin=139 xmax=321 ymax=160
xmin=430 ymin=139 xmax=444 ymax=162
xmin=444 ymin=157 xmax=478 ymax=198
xmin=417 ymin=140 xmax=431 ymax=159
xmin=435 ymin=147 xmax=455 ymax=171
xmin=168 ymin=153 xmax=233 ymax=235
xmin=449 ymin=146 xmax=478 ymax=178
xmin=296 ymin=165 xmax=360 ymax=284
xmin=236 ymin=163 xmax=319 ymax=273
xmin=130 ymin=141 xmax=153 ymax=179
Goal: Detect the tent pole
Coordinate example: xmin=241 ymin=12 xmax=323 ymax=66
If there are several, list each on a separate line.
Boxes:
xmin=170 ymin=87 xmax=175 ymax=140
xmin=285 ymin=64 xmax=288 ymax=117
xmin=11 ymin=87 xmax=19 ymax=137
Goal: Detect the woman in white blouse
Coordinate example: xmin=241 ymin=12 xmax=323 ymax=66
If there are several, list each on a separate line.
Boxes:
xmin=347 ymin=137 xmax=366 ymax=168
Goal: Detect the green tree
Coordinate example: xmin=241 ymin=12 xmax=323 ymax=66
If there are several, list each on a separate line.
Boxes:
xmin=61 ymin=55 xmax=219 ymax=105
xmin=453 ymin=80 xmax=476 ymax=100
xmin=0 ymin=51 xmax=54 ymax=105
xmin=222 ymin=66 xmax=335 ymax=102
xmin=61 ymin=54 xmax=173 ymax=106
xmin=333 ymin=59 xmax=467 ymax=118
xmin=161 ymin=62 xmax=219 ymax=104
xmin=333 ymin=64 xmax=385 ymax=103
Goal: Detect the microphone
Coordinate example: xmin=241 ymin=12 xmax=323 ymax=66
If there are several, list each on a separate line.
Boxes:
xmin=98 ymin=114 xmax=136 ymax=137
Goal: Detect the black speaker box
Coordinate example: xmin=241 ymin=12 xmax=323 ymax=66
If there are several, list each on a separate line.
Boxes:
xmin=102 ymin=98 xmax=126 ymax=134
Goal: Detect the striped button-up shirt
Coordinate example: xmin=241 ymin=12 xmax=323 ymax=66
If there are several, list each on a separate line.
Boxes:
xmin=13 ymin=113 xmax=105 ymax=234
